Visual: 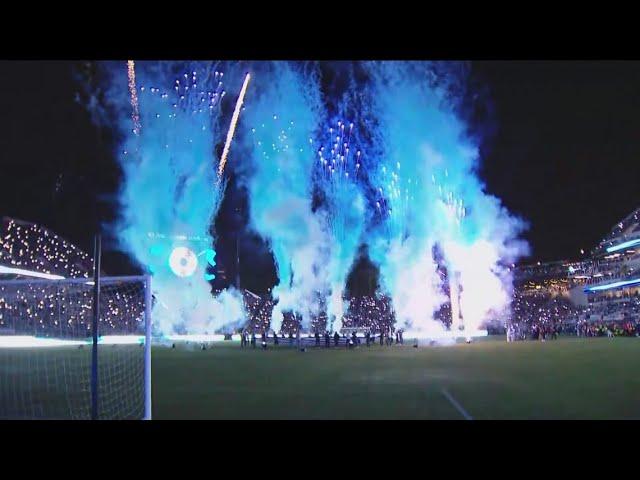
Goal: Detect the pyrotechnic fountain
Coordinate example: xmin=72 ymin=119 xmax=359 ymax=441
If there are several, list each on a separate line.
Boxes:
xmin=358 ymin=61 xmax=528 ymax=340
xmin=240 ymin=62 xmax=327 ymax=333
xmin=85 ymin=60 xmax=527 ymax=340
xmin=94 ymin=61 xmax=249 ymax=335
xmin=314 ymin=120 xmax=366 ymax=333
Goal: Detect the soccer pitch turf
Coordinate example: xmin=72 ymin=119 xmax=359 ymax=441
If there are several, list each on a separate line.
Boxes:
xmin=151 ymin=336 xmax=640 ymax=420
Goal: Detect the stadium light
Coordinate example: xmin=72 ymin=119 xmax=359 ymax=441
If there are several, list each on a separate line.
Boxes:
xmin=0 ymin=265 xmax=65 ymax=280
xmin=99 ymin=336 xmax=145 ymax=345
xmin=0 ymin=335 xmax=146 ymax=349
xmin=584 ymin=277 xmax=640 ymax=293
xmin=165 ymin=334 xmax=227 ymax=343
xmin=605 ymin=238 xmax=640 ymax=253
xmin=0 ymin=336 xmax=85 ymax=348
xmin=402 ymin=329 xmax=488 ymax=341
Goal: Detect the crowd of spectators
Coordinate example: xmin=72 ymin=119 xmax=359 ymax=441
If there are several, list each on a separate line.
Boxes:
xmin=340 ymin=295 xmax=395 ymax=333
xmin=507 ymin=288 xmax=640 ymax=341
xmin=507 ymin=291 xmax=583 ymax=341
xmin=0 ymin=217 xmax=92 ymax=279
xmin=0 ymin=281 xmax=145 ymax=338
xmin=237 ymin=293 xmax=455 ymax=337
xmin=585 ymin=292 xmax=640 ymax=322
xmin=576 ymin=320 xmax=639 ymax=337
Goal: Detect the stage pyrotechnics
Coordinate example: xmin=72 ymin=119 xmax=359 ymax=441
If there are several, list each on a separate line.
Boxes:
xmin=89 ymin=60 xmax=527 ymax=344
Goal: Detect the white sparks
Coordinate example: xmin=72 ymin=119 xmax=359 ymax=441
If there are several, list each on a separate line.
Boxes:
xmin=218 ymin=73 xmax=251 ymax=179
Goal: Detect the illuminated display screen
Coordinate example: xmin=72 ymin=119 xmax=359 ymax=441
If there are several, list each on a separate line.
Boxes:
xmin=146 ymin=232 xmax=216 ymax=280
xmin=169 ymin=246 xmax=198 ymax=277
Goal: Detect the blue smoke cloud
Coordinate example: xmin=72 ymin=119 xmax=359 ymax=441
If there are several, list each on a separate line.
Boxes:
xmin=89 ymin=61 xmax=246 ymax=334
xmin=83 ymin=60 xmax=527 ymax=338
xmin=358 ymin=61 xmax=528 ymax=334
xmin=313 ymin=119 xmax=366 ymax=331
xmin=239 ymin=62 xmax=328 ymax=332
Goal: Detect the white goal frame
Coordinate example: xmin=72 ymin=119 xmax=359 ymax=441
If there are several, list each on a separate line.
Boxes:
xmin=0 ymin=274 xmax=152 ymax=420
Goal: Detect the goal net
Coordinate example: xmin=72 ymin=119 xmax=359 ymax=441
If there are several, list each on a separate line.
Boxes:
xmin=0 ymin=275 xmax=152 ymax=420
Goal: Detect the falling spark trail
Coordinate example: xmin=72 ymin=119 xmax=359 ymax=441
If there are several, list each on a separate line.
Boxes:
xmin=127 ymin=60 xmax=141 ymax=135
xmin=218 ymin=73 xmax=251 ymax=179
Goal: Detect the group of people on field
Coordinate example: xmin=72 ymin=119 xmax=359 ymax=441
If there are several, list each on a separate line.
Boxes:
xmin=238 ymin=328 xmax=405 ymax=349
xmin=577 ymin=321 xmax=639 ymax=338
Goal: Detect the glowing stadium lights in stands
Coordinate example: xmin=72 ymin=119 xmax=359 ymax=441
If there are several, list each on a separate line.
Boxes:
xmin=1 ymin=218 xmax=92 ymax=279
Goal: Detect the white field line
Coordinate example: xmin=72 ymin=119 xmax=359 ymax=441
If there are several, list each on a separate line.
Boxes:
xmin=441 ymin=388 xmax=473 ymax=420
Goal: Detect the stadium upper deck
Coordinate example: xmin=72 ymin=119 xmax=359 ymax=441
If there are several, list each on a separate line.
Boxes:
xmin=514 ymin=205 xmax=640 ymax=327
xmin=0 ymin=217 xmax=93 ymax=280
xmin=592 ymin=206 xmax=640 ymax=257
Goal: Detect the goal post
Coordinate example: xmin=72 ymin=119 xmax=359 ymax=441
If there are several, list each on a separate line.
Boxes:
xmin=0 ymin=274 xmax=152 ymax=420
xmin=144 ymin=274 xmax=152 ymax=420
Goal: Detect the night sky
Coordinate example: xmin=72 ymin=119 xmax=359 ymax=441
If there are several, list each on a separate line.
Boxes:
xmin=1 ymin=60 xmax=639 ymax=289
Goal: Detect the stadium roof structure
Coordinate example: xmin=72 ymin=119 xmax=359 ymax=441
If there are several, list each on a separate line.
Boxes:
xmin=0 ymin=217 xmax=94 ymax=280
xmin=593 ymin=206 xmax=640 ymax=257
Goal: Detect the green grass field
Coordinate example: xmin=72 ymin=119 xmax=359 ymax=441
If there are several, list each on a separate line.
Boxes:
xmin=151 ymin=336 xmax=640 ymax=420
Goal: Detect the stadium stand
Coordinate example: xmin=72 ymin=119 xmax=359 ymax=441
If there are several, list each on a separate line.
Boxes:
xmin=0 ymin=218 xmax=144 ymax=338
xmin=510 ymin=205 xmax=640 ymax=340
xmin=0 ymin=217 xmax=93 ymax=279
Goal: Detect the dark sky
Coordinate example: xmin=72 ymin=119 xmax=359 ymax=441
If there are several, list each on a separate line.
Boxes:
xmin=1 ymin=60 xmax=639 ymax=285
xmin=472 ymin=61 xmax=640 ymax=261
xmin=0 ymin=62 xmax=116 ymax=250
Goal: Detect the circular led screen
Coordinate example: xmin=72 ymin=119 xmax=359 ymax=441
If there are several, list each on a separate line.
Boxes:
xmin=169 ymin=246 xmax=198 ymax=277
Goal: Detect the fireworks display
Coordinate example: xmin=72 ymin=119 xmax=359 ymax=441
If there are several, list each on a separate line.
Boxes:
xmin=240 ymin=62 xmax=326 ymax=332
xmin=107 ymin=62 xmax=246 ymax=334
xmin=358 ymin=62 xmax=528 ymax=337
xmin=314 ymin=120 xmax=366 ymax=332
xmin=127 ymin=60 xmax=141 ymax=136
xmin=80 ymin=60 xmax=529 ymax=339
xmin=218 ymin=73 xmax=251 ymax=179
